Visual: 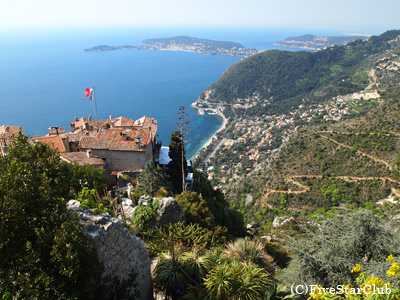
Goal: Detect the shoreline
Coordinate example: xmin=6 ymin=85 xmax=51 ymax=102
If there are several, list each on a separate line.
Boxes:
xmin=191 ymin=106 xmax=228 ymax=160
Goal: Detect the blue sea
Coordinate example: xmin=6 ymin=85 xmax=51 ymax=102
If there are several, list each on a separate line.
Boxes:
xmin=0 ymin=27 xmax=346 ymax=158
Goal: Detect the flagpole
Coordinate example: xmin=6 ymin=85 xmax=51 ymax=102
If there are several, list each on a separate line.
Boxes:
xmin=92 ymin=87 xmax=99 ymax=132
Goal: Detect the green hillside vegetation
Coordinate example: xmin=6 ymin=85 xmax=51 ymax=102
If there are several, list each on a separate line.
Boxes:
xmin=223 ymin=88 xmax=400 ymax=230
xmin=200 ymin=30 xmax=400 ymax=116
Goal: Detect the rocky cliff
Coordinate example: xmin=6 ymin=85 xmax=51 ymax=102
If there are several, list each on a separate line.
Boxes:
xmin=67 ymin=200 xmax=153 ymax=300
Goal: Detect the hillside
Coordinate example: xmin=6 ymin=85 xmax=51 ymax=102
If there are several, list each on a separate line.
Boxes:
xmin=275 ymin=34 xmax=367 ymax=50
xmin=192 ymin=30 xmax=400 ymax=229
xmin=196 ymin=30 xmax=400 ymax=117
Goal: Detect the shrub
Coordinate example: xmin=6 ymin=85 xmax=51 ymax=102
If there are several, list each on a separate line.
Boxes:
xmin=280 ymin=209 xmax=400 ymax=287
xmin=131 ymin=197 xmax=159 ymax=232
xmin=176 ymin=192 xmax=212 ymax=228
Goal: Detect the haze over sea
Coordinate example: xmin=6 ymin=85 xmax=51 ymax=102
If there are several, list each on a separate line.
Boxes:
xmin=0 ymin=27 xmax=345 ymax=159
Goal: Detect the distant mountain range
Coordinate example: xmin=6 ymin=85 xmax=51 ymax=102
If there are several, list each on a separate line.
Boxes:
xmin=275 ymin=34 xmax=369 ymax=50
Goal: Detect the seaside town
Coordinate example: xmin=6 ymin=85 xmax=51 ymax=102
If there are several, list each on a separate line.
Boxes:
xmin=193 ymin=88 xmax=382 ymax=187
xmin=85 ymin=35 xmax=261 ymax=58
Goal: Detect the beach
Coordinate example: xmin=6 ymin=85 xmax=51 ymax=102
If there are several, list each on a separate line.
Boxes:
xmin=192 ymin=107 xmax=228 ymax=160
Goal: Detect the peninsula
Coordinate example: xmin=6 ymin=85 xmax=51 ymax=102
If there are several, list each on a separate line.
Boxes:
xmin=275 ymin=34 xmax=368 ymax=50
xmin=84 ymin=35 xmax=260 ymax=57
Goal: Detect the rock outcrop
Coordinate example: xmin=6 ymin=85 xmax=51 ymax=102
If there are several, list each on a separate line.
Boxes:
xmin=66 ymin=200 xmax=152 ymax=300
xmin=150 ymin=197 xmax=186 ymax=228
xmin=272 ymin=216 xmax=294 ymax=228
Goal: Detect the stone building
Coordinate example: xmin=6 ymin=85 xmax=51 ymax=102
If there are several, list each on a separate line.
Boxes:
xmin=76 ymin=116 xmax=159 ymax=173
xmin=0 ymin=125 xmax=24 ymax=156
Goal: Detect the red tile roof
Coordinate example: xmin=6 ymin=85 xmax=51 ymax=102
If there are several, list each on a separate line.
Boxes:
xmin=0 ymin=125 xmax=23 ymax=135
xmin=0 ymin=126 xmax=24 ymax=155
xmin=59 ymin=152 xmax=106 ymax=166
xmin=33 ymin=135 xmax=68 ymax=153
xmin=70 ymin=116 xmax=140 ymax=133
xmin=77 ymin=116 xmax=157 ymax=152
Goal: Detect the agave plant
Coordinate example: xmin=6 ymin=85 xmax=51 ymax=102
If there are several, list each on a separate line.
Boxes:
xmin=154 ymin=247 xmax=211 ymax=300
xmin=264 ymin=284 xmax=294 ymax=300
xmin=153 ymin=252 xmax=186 ymax=299
xmin=180 ymin=246 xmax=211 ymax=284
xmin=204 ymin=260 xmax=273 ymax=300
xmin=223 ymin=237 xmax=275 ymax=275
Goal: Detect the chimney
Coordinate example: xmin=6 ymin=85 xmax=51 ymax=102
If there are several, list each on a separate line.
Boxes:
xmin=109 ymin=115 xmax=113 ymax=120
xmin=84 ymin=121 xmax=89 ymax=131
xmin=74 ymin=117 xmax=78 ymax=122
xmin=49 ymin=126 xmax=59 ymax=136
xmin=88 ymin=115 xmax=92 ymax=122
xmin=121 ymin=131 xmax=127 ymax=141
xmin=135 ymin=134 xmax=141 ymax=150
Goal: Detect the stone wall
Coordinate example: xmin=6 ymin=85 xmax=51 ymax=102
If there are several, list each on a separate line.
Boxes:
xmin=67 ymin=200 xmax=153 ymax=300
xmin=89 ymin=144 xmax=152 ymax=172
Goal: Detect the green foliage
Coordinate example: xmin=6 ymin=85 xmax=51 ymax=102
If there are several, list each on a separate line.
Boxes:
xmin=204 ymin=30 xmax=400 ymax=117
xmin=76 ymin=187 xmax=113 ymax=215
xmin=131 ymin=197 xmax=159 ymax=232
xmin=136 ymin=161 xmax=169 ymax=196
xmin=168 ymin=131 xmax=187 ymax=194
xmin=153 ymin=236 xmax=274 ymax=300
xmin=103 ymin=269 xmax=139 ymax=300
xmin=151 ymin=222 xmax=226 ymax=299
xmin=204 ymin=260 xmax=273 ymax=300
xmin=0 ymin=134 xmax=103 ymax=299
xmin=280 ymin=209 xmax=400 ymax=287
xmin=176 ymin=191 xmax=212 ymax=228
xmin=192 ymin=170 xmax=246 ymax=236
xmin=222 ymin=237 xmax=275 ymax=275
xmin=70 ymin=162 xmax=108 ymax=194
xmin=266 ymin=284 xmax=294 ymax=300
xmin=148 ymin=222 xmax=226 ymax=254
xmin=396 ymin=154 xmax=400 ymax=169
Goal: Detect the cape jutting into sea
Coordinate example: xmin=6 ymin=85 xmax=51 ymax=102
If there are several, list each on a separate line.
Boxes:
xmin=0 ymin=27 xmax=341 ymax=158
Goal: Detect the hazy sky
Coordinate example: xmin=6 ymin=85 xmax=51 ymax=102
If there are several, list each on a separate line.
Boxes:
xmin=0 ymin=0 xmax=399 ymax=33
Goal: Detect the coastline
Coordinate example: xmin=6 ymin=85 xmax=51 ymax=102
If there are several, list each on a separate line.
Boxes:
xmin=191 ymin=106 xmax=228 ymax=160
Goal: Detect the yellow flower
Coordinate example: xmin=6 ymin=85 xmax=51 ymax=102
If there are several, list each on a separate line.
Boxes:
xmin=360 ymin=276 xmax=389 ymax=295
xmin=387 ymin=262 xmax=400 ymax=278
xmin=351 ymin=264 xmax=362 ymax=273
xmin=387 ymin=254 xmax=395 ymax=263
xmin=309 ymin=286 xmax=325 ymax=300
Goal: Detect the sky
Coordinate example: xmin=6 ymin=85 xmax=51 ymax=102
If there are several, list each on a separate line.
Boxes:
xmin=0 ymin=0 xmax=399 ymax=34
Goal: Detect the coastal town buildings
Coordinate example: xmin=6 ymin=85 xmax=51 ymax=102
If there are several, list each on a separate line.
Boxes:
xmin=0 ymin=125 xmax=24 ymax=156
xmin=28 ymin=115 xmax=159 ymax=176
xmin=194 ymin=86 xmax=382 ymax=185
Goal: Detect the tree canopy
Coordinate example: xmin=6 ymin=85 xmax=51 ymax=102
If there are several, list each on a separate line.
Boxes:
xmin=0 ymin=134 xmax=103 ymax=299
xmin=137 ymin=161 xmax=169 ymax=196
xmin=168 ymin=131 xmax=187 ymax=194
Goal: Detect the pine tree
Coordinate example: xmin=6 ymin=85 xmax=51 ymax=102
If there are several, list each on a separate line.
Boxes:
xmin=137 ymin=161 xmax=168 ymax=196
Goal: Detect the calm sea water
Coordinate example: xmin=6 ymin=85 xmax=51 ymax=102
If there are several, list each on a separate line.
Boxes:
xmin=0 ymin=27 xmax=344 ymax=158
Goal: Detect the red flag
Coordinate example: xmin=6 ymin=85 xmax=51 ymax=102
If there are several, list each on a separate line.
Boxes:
xmin=85 ymin=88 xmax=93 ymax=100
